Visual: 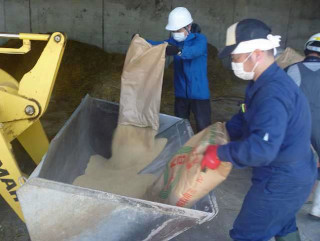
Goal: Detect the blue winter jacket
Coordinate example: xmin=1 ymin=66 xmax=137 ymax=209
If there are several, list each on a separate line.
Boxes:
xmin=218 ymin=62 xmax=317 ymax=185
xmin=147 ymin=33 xmax=210 ymax=100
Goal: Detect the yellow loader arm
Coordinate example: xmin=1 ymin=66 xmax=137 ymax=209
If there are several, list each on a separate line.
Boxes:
xmin=0 ymin=32 xmax=66 ymax=221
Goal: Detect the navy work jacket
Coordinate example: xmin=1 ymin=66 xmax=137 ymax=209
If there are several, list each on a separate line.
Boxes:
xmin=218 ymin=63 xmax=316 ymax=185
xmin=148 ymin=33 xmax=210 ymax=100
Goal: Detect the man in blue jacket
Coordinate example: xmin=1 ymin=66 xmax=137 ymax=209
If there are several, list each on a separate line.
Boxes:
xmin=286 ymin=33 xmax=320 ymax=219
xmin=147 ymin=7 xmax=211 ymax=132
xmin=201 ymin=19 xmax=317 ymax=241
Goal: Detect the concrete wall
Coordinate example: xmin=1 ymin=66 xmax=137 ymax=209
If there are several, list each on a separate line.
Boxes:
xmin=0 ymin=0 xmax=320 ymax=53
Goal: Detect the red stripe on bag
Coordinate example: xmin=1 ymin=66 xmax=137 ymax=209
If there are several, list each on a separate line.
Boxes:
xmin=176 ymin=188 xmax=197 ymax=207
xmin=170 ymin=155 xmax=187 ymax=168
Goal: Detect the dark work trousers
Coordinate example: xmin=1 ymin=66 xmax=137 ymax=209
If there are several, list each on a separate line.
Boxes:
xmin=174 ymin=97 xmax=212 ymax=132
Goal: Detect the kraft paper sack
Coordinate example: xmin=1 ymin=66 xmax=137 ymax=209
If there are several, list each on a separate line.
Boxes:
xmin=118 ymin=34 xmax=168 ymax=130
xmin=145 ymin=122 xmax=232 ymax=208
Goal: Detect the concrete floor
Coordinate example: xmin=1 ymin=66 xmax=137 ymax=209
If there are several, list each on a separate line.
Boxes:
xmin=0 ymin=198 xmax=30 ymax=241
xmin=1 ymin=167 xmax=319 ymax=241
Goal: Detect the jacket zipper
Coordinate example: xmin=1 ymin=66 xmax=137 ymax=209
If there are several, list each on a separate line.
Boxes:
xmin=180 ymin=42 xmax=189 ymax=99
xmin=181 ymin=62 xmax=189 ymax=99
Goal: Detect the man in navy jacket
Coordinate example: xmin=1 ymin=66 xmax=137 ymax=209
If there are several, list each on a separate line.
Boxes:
xmin=147 ymin=7 xmax=211 ymax=132
xmin=202 ymin=19 xmax=317 ymax=241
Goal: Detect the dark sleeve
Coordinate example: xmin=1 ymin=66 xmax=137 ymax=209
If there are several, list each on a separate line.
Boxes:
xmin=226 ymin=111 xmax=244 ymax=141
xmin=218 ymin=97 xmax=288 ymax=168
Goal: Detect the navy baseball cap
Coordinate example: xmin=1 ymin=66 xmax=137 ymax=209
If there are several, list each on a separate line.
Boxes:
xmin=219 ymin=19 xmax=272 ymax=58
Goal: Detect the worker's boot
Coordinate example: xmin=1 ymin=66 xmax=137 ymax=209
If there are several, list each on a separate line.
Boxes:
xmin=275 ymin=230 xmax=301 ymax=241
xmin=310 ymin=180 xmax=320 ymax=219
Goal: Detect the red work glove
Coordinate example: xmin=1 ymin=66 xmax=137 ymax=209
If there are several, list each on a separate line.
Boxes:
xmin=201 ymin=145 xmax=221 ymax=171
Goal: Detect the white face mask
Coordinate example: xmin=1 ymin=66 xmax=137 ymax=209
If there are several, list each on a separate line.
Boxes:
xmin=232 ymin=52 xmax=259 ymax=80
xmin=172 ymin=32 xmax=187 ymax=42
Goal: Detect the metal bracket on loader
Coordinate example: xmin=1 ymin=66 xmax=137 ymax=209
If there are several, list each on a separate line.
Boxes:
xmin=0 ymin=32 xmax=66 ymax=221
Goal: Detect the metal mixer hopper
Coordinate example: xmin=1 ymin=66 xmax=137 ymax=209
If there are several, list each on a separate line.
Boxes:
xmin=17 ymin=95 xmax=218 ymax=241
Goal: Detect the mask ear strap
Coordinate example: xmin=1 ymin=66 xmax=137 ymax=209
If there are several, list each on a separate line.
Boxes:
xmin=251 ymin=59 xmax=260 ymax=73
xmin=243 ymin=52 xmax=254 ymax=63
xmin=184 ymin=26 xmax=190 ymax=34
xmin=244 ymin=51 xmax=259 ymax=73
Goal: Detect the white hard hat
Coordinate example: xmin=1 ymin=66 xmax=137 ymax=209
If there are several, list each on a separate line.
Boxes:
xmin=165 ymin=7 xmax=193 ymax=31
xmin=305 ymin=33 xmax=320 ymax=53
